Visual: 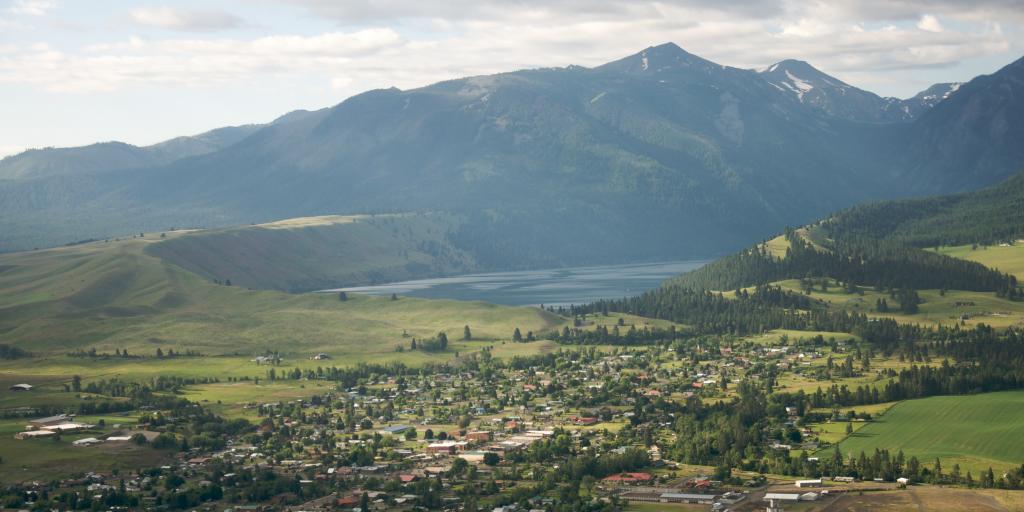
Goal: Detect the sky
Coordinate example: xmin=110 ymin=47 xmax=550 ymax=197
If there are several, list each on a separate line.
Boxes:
xmin=1 ymin=0 xmax=1022 ymax=158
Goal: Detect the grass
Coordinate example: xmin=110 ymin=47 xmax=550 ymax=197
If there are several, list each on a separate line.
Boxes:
xmin=146 ymin=212 xmax=476 ymax=292
xmin=770 ymin=278 xmax=1024 ymax=329
xmin=0 ymin=235 xmax=566 ymax=356
xmin=933 ymin=243 xmax=1024 ymax=281
xmin=836 ymin=390 xmax=1024 ymax=474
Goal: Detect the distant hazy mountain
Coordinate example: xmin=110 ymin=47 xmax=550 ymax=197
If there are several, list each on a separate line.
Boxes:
xmin=0 ymin=43 xmax=1020 ymax=269
xmin=896 ymin=56 xmax=1024 ymax=193
xmin=0 ymin=124 xmax=260 ymax=180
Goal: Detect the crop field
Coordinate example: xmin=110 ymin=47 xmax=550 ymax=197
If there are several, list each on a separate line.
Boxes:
xmin=836 ymin=391 xmax=1024 ymax=474
xmin=934 ymin=243 xmax=1024 ymax=280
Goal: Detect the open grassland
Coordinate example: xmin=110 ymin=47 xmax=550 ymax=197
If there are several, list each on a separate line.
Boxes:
xmin=769 ymin=278 xmax=1024 ymax=329
xmin=933 ymin=243 xmax=1024 ymax=281
xmin=837 ymin=391 xmax=1024 ymax=474
xmin=0 ymin=236 xmax=565 ymax=356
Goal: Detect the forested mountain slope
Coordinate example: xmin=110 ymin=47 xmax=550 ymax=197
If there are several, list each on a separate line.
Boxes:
xmin=666 ymin=171 xmax=1024 ymax=294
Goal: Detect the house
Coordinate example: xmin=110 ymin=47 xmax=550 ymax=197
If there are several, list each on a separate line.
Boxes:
xmin=764 ymin=493 xmax=800 ymax=502
xmin=15 ymin=430 xmax=57 ymax=440
xmin=795 ymin=479 xmax=822 ymax=488
xmin=42 ymin=422 xmax=94 ymax=433
xmin=378 ymin=425 xmax=414 ymax=436
xmin=659 ymin=493 xmax=718 ymax=504
xmin=426 ymin=441 xmax=462 ymax=454
xmin=9 ymin=383 xmax=32 ymax=391
xmin=458 ymin=451 xmax=493 ymax=464
xmin=466 ymin=431 xmax=493 ymax=442
xmin=602 ymin=472 xmax=654 ymax=485
xmin=28 ymin=414 xmax=71 ymax=428
xmin=72 ymin=437 xmax=102 ymax=446
xmin=570 ymin=416 xmax=599 ymax=426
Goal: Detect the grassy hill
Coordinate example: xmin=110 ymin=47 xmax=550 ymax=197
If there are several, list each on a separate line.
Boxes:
xmin=934 ymin=243 xmax=1024 ymax=281
xmin=837 ymin=391 xmax=1024 ymax=473
xmin=0 ymin=232 xmax=562 ymax=356
xmin=146 ymin=212 xmax=480 ymax=292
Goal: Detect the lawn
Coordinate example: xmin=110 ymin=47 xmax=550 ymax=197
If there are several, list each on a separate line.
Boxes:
xmin=836 ymin=391 xmax=1024 ymax=473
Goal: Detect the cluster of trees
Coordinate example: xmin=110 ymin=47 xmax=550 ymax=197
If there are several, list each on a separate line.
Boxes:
xmin=412 ymin=332 xmax=449 ymax=352
xmin=0 ymin=343 xmax=28 ymax=359
xmin=553 ymin=324 xmax=683 ymax=345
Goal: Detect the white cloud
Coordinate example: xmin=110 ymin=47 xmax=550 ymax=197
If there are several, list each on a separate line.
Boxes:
xmin=0 ymin=0 xmax=1017 ymax=99
xmin=7 ymin=0 xmax=55 ymax=16
xmin=130 ymin=6 xmax=242 ymax=32
xmin=0 ymin=28 xmax=405 ymax=92
xmin=918 ymin=14 xmax=944 ymax=33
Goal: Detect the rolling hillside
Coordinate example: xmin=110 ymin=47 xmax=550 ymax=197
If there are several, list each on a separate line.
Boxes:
xmin=665 ymin=170 xmax=1024 ymax=292
xmin=146 ymin=213 xmax=479 ymax=292
xmin=0 ymin=232 xmax=561 ymax=355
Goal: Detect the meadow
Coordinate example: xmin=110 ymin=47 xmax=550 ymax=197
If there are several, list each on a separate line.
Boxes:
xmin=934 ymin=243 xmax=1024 ymax=280
xmin=837 ymin=390 xmax=1024 ymax=474
xmin=769 ymin=278 xmax=1024 ymax=329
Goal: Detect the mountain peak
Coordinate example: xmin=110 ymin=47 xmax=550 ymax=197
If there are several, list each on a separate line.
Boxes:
xmin=762 ymin=59 xmax=847 ymax=88
xmin=597 ymin=42 xmax=717 ymax=74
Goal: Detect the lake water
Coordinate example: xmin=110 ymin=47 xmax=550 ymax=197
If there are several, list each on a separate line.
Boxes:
xmin=323 ymin=260 xmax=707 ymax=306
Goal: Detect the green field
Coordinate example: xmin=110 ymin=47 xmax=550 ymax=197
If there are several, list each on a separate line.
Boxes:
xmin=934 ymin=243 xmax=1024 ymax=281
xmin=837 ymin=391 xmax=1024 ymax=473
xmin=0 ymin=235 xmax=564 ymax=355
xmin=769 ymin=278 xmax=1024 ymax=329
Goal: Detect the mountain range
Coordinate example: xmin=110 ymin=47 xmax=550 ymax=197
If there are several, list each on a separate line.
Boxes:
xmin=1 ymin=43 xmax=1021 ymax=275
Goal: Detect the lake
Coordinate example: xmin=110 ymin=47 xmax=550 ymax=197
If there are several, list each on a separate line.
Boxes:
xmin=324 ymin=260 xmax=707 ymax=306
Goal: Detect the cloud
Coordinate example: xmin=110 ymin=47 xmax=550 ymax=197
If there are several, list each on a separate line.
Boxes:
xmin=0 ymin=28 xmax=405 ymax=92
xmin=129 ymin=6 xmax=243 ymax=32
xmin=0 ymin=0 xmax=1017 ymax=98
xmin=917 ymin=14 xmax=944 ymax=32
xmin=7 ymin=0 xmax=55 ymax=16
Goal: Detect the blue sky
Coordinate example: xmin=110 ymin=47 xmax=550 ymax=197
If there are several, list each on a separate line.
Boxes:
xmin=1 ymin=0 xmax=1022 ymax=157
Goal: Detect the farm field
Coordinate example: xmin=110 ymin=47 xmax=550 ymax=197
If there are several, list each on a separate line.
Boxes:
xmin=934 ymin=243 xmax=1024 ymax=280
xmin=836 ymin=391 xmax=1024 ymax=474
